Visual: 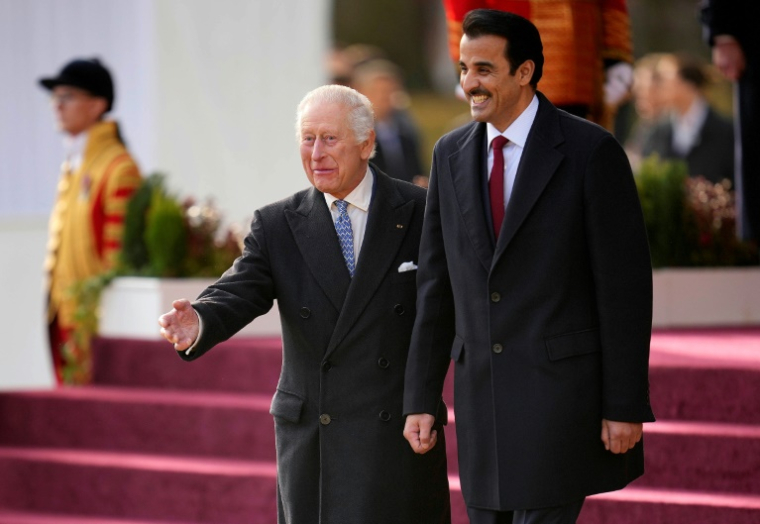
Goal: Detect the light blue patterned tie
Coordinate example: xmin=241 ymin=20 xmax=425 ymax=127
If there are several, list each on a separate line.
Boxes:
xmin=334 ymin=200 xmax=355 ymax=277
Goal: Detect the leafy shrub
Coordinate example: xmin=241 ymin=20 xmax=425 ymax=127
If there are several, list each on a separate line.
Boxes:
xmin=64 ymin=174 xmax=243 ymax=384
xmin=635 ymin=155 xmax=758 ymax=267
xmin=120 ymin=173 xmax=242 ymax=277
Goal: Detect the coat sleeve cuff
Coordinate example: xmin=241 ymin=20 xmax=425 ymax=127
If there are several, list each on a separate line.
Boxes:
xmin=603 ymin=402 xmax=656 ymax=423
xmin=176 ymin=307 xmax=203 ymax=362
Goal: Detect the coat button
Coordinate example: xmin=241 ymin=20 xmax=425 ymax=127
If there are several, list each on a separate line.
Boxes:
xmin=490 ymin=292 xmax=501 ymax=303
xmin=378 ymin=410 xmax=391 ymax=422
xmin=300 ymin=307 xmax=311 ymax=319
xmin=394 ymin=304 xmax=405 ymax=316
xmin=492 ymin=343 xmax=503 ymax=354
xmin=322 ymin=361 xmax=332 ymax=372
xmin=320 ymin=414 xmax=332 ymax=425
xmin=377 ymin=357 xmax=389 ymax=369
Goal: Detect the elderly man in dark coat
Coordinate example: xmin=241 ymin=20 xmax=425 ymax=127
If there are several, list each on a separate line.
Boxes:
xmin=159 ymin=85 xmax=451 ymax=524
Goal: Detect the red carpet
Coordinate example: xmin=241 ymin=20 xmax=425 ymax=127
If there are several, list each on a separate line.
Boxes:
xmin=0 ymin=328 xmax=758 ymax=523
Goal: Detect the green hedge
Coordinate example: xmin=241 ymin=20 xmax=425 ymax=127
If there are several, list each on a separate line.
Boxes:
xmin=635 ymin=155 xmax=758 ymax=268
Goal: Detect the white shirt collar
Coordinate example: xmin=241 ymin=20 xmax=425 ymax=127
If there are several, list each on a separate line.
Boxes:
xmin=672 ymin=96 xmax=709 ymax=130
xmin=323 ymin=166 xmax=373 ymax=212
xmin=63 ymin=130 xmax=89 ymax=171
xmin=486 ymin=94 xmax=539 ymax=149
xmin=671 ymin=96 xmax=709 ymax=155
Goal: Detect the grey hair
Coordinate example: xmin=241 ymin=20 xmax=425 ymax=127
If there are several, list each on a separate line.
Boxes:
xmin=295 ymin=85 xmax=376 ymax=157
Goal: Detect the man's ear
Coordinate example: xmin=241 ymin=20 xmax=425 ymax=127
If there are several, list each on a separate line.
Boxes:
xmin=89 ymin=97 xmax=109 ymax=122
xmin=518 ymin=60 xmax=535 ymax=86
xmin=360 ymin=129 xmax=376 ymax=160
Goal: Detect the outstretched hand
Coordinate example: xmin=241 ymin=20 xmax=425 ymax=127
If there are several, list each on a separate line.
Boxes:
xmin=601 ymin=419 xmax=643 ymax=454
xmin=158 ymin=299 xmax=199 ymax=352
xmin=403 ymin=414 xmax=438 ymax=454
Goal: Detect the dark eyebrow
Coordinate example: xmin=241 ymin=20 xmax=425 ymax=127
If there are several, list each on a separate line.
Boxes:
xmin=459 ymin=59 xmax=495 ymax=69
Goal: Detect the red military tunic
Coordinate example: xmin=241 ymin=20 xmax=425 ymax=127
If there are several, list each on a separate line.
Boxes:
xmin=444 ymin=0 xmax=632 ymax=124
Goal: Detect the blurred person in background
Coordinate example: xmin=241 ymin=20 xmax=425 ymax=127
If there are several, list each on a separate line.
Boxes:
xmin=642 ymin=52 xmax=734 ymax=185
xmin=39 ymin=58 xmax=141 ymax=383
xmin=624 ymin=53 xmax=667 ymax=169
xmin=327 ymin=43 xmax=388 ymax=86
xmin=701 ymin=0 xmax=760 ymax=242
xmin=443 ymin=0 xmax=634 ymax=130
xmin=352 ymin=59 xmax=428 ymax=187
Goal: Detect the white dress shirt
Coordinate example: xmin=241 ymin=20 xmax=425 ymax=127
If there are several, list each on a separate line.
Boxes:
xmin=486 ymin=95 xmax=539 ymax=208
xmin=323 ymin=166 xmax=373 ymax=263
xmin=671 ymin=96 xmax=708 ymax=156
xmin=186 ymin=166 xmax=374 ymax=356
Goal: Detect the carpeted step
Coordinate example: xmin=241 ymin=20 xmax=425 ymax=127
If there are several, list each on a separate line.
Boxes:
xmin=649 ymin=329 xmax=760 ymax=425
xmin=0 ymin=447 xmax=277 ymax=524
xmin=92 ymin=337 xmax=282 ymax=394
xmin=0 ymin=510 xmax=207 ymax=524
xmin=444 ymin=415 xmax=760 ymax=494
xmin=452 ymin=480 xmax=760 ymax=524
xmin=0 ymin=387 xmax=276 ymax=461
xmin=16 ymin=329 xmax=757 ymax=524
xmin=635 ymin=420 xmax=760 ymax=495
xmin=650 ymin=366 xmax=760 ymax=424
xmin=92 ymin=330 xmax=760 ymax=425
xmin=426 ymin=329 xmax=760 ymax=424
xmin=579 ymin=486 xmax=760 ymax=524
xmin=0 ymin=447 xmax=464 ymax=524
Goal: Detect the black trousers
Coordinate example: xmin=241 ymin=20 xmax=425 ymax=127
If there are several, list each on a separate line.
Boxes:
xmin=466 ymin=499 xmax=585 ymax=524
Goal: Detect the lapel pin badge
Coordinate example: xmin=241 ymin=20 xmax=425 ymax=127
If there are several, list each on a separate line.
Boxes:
xmin=396 ymin=224 xmax=404 ymax=229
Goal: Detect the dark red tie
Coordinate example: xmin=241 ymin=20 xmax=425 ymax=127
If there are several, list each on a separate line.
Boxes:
xmin=489 ymin=135 xmax=508 ymax=239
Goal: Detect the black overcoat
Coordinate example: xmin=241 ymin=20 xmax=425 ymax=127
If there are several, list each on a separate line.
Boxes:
xmin=184 ymin=171 xmax=451 ymax=523
xmin=404 ymin=93 xmax=655 ymax=511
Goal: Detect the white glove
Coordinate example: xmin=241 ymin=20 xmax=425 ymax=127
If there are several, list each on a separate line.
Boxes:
xmin=604 ymin=62 xmax=633 ymax=106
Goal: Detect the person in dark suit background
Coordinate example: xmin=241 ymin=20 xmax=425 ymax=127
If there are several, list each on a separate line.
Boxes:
xmin=701 ymin=0 xmax=760 ymax=241
xmin=402 ymin=9 xmax=654 ymax=524
xmin=352 ymin=58 xmax=428 ymax=187
xmin=642 ymin=52 xmax=734 ymax=185
xmin=159 ymin=85 xmax=451 ymax=524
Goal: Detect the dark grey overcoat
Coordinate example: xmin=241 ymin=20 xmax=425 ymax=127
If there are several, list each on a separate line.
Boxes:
xmin=182 ymin=170 xmax=451 ymax=524
xmin=404 ymin=93 xmax=656 ymax=511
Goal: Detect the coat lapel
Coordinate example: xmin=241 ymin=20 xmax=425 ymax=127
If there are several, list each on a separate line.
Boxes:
xmin=449 ymin=123 xmax=495 ymax=272
xmin=325 ymin=171 xmax=414 ymax=356
xmin=493 ymin=94 xmax=565 ymax=267
xmin=285 ymin=187 xmax=351 ymax=312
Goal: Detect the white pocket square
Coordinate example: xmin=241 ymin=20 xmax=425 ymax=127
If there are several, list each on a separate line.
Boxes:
xmin=398 ymin=261 xmax=418 ymax=273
